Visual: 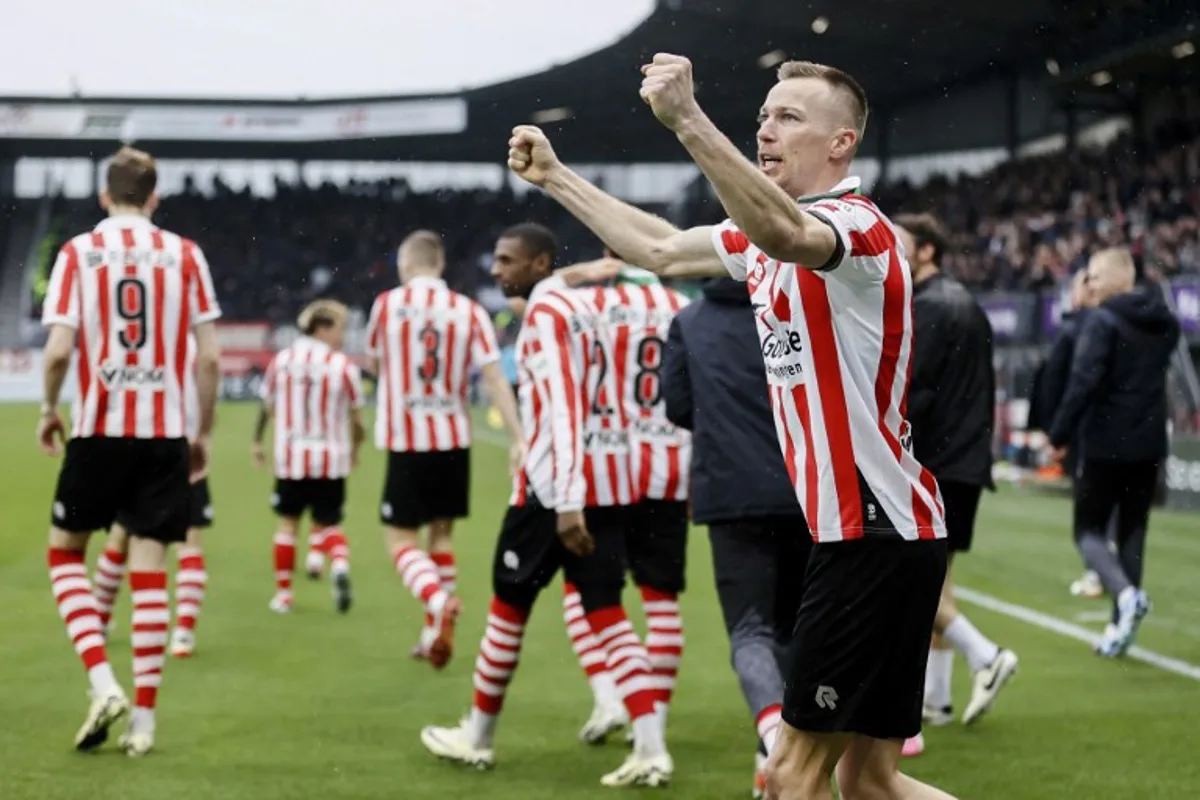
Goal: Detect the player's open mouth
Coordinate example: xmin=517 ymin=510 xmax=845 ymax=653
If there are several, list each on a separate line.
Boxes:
xmin=759 ymin=155 xmax=781 ymax=172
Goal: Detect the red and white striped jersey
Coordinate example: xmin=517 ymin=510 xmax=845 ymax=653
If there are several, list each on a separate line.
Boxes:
xmin=589 ymin=283 xmax=692 ymax=502
xmin=510 ymin=278 xmax=634 ymax=511
xmin=41 ymin=214 xmax=221 ymax=440
xmin=366 ymin=276 xmax=500 ymax=453
xmin=260 ymin=336 xmax=365 ymax=480
xmin=712 ymin=176 xmax=946 ymax=544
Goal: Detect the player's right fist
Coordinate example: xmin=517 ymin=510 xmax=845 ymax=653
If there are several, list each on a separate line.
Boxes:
xmin=556 ymin=510 xmax=595 ymax=557
xmin=508 ymin=125 xmax=560 ymax=186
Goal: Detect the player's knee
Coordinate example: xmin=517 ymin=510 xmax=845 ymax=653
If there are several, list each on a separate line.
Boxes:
xmin=492 ymin=579 xmax=538 ymax=613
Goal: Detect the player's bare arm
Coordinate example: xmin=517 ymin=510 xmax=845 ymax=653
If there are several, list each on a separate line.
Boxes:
xmin=507 ymin=126 xmax=724 ymax=279
xmin=479 ymin=361 xmax=526 ymax=476
xmin=192 ymin=321 xmax=221 ymax=480
xmin=251 ymin=402 xmax=272 ymax=467
xmin=349 ymin=407 xmax=365 ymax=467
xmin=640 ymin=54 xmax=837 ymax=269
xmin=37 ymin=324 xmax=75 ymax=455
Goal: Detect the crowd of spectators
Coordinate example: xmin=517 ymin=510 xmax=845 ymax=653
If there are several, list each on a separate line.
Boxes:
xmin=31 ymin=120 xmax=1200 ymax=322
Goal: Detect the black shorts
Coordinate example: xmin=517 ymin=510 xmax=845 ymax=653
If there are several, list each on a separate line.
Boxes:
xmin=52 ymin=437 xmax=191 ymax=544
xmin=188 ymin=478 xmax=215 ymax=529
xmin=783 ymin=537 xmax=947 ymax=741
xmin=381 ymin=449 xmax=469 ymax=528
xmin=492 ymin=495 xmax=629 ymax=612
xmin=940 ymin=481 xmax=982 ymax=553
xmin=271 ymin=478 xmax=346 ymax=526
xmin=626 ymin=499 xmax=689 ymax=594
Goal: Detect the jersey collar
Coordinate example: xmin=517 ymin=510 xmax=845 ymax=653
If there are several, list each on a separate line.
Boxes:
xmin=796 ymin=176 xmax=862 ymax=205
xmin=94 ymin=213 xmax=157 ymax=231
xmin=405 ymin=274 xmax=447 ymax=289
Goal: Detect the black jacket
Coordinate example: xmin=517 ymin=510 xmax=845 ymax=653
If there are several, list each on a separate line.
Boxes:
xmin=663 ymin=278 xmax=804 ymax=525
xmin=907 ymin=273 xmax=996 ymax=489
xmin=1027 ymin=309 xmax=1088 ymax=434
xmin=1048 ymin=286 xmax=1181 ymax=462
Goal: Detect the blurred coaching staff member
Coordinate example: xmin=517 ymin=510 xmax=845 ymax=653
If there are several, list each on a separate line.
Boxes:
xmin=662 ymin=276 xmax=810 ymax=797
xmin=894 ymin=214 xmax=1018 ymax=760
xmin=1046 ymin=247 xmax=1181 ymax=658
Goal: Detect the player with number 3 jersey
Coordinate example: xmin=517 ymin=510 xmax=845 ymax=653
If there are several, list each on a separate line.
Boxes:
xmin=366 ymin=230 xmax=523 ymax=667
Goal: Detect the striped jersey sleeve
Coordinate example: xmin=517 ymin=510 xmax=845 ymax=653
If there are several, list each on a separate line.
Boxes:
xmin=710 ymin=223 xmax=753 ymax=281
xmin=42 ymin=243 xmax=81 ymax=328
xmin=526 ymin=299 xmax=587 ymax=512
xmin=469 ymin=300 xmax=501 ymax=367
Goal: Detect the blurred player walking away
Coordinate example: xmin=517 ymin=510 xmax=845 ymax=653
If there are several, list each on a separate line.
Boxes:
xmin=1046 ymin=248 xmax=1181 ymax=657
xmin=511 ymin=53 xmax=958 ymax=799
xmin=893 ymin=214 xmax=1018 ymax=758
xmin=254 ymin=300 xmax=365 ymax=615
xmin=93 ymin=333 xmax=214 ymax=659
xmin=39 ymin=146 xmax=221 ymax=756
xmin=420 ymin=224 xmax=672 ymax=788
xmin=551 ymin=255 xmax=692 ymax=747
xmin=663 ymin=274 xmax=812 ymax=797
xmin=365 ymin=231 xmax=522 ymax=667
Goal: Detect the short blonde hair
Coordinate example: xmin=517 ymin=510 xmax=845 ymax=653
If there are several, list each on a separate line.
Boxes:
xmin=297 ymin=299 xmax=348 ymax=335
xmin=399 ymin=229 xmax=445 ymax=272
xmin=777 ymin=60 xmax=869 ymax=139
xmin=1090 ymin=247 xmax=1136 ymax=277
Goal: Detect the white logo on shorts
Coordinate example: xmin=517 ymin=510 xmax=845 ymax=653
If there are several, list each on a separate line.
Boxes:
xmin=502 ymin=550 xmax=520 ymax=570
xmin=270 ymin=493 xmax=280 ymax=508
xmin=815 ymin=685 xmax=839 ymax=711
xmin=53 ymin=501 xmax=65 ymax=520
xmin=381 ymin=502 xmax=393 ymax=519
xmin=203 ymin=505 xmax=214 ymax=520
xmin=866 ymin=503 xmax=877 ymax=523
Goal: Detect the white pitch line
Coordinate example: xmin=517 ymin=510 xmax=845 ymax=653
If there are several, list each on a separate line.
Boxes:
xmin=472 ymin=422 xmax=1200 ymax=683
xmin=955 ymin=586 xmax=1200 ymax=683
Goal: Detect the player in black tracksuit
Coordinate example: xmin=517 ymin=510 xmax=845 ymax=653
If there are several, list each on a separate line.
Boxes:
xmin=894 ymin=215 xmax=1018 ymax=752
xmin=1047 ymin=247 xmax=1181 ymax=657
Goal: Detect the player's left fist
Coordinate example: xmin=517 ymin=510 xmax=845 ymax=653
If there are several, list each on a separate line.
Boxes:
xmin=640 ymin=53 xmax=702 ymax=131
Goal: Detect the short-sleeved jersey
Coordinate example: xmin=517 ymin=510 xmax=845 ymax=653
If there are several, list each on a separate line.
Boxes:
xmin=366 ymin=276 xmax=500 ymax=453
xmin=590 ymin=282 xmax=692 ymax=502
xmin=41 ymin=214 xmax=221 ymax=440
xmin=509 ymin=278 xmax=634 ymax=511
xmin=260 ymin=336 xmax=365 ymax=480
xmin=711 ymin=176 xmax=945 ymax=544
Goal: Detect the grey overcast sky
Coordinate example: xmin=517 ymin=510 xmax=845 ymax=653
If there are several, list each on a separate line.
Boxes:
xmin=3 ymin=0 xmax=655 ymax=98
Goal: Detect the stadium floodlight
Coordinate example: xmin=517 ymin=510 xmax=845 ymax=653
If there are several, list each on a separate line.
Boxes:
xmin=758 ymin=49 xmax=787 ymax=69
xmin=1172 ymin=41 xmax=1195 ymax=59
xmin=531 ymin=107 xmax=574 ymax=124
xmin=811 ymin=17 xmax=830 ymax=35
xmin=1091 ymin=70 xmax=1112 ymax=87
xmin=1045 ymin=58 xmax=1060 ymax=76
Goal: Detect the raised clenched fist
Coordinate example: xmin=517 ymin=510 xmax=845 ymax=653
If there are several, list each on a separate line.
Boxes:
xmin=639 ymin=53 xmax=703 ymax=131
xmin=507 ymin=125 xmax=561 ymax=187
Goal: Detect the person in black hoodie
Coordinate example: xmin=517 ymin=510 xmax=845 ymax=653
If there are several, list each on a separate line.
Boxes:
xmin=892 ymin=215 xmax=1017 ymax=757
xmin=662 ymin=276 xmax=809 ymax=797
xmin=1047 ymin=247 xmax=1182 ymax=658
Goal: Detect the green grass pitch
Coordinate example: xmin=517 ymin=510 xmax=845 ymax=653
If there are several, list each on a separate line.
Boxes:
xmin=2 ymin=402 xmax=1200 ymax=799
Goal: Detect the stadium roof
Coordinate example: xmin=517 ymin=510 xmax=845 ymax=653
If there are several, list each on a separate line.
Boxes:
xmin=1 ymin=0 xmax=1195 ymax=164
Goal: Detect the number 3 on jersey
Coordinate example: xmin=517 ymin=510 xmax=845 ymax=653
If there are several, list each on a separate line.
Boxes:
xmin=418 ymin=321 xmax=441 ymax=384
xmin=116 ymin=277 xmax=147 ymax=350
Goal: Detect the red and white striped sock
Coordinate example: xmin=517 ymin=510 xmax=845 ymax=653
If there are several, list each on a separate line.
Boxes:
xmin=49 ymin=548 xmax=117 ymax=694
xmin=274 ymin=531 xmax=295 ymax=599
xmin=588 ymin=606 xmax=664 ymax=757
xmin=467 ymin=596 xmax=529 ymax=748
xmin=93 ymin=546 xmax=128 ymax=631
xmin=308 ymin=527 xmax=329 ymax=556
xmin=323 ymin=527 xmax=350 ymax=576
xmin=130 ymin=571 xmax=169 ymax=725
xmin=641 ymin=586 xmax=684 ymax=709
xmin=174 ymin=547 xmax=207 ymax=633
xmin=431 ymin=551 xmax=457 ymax=594
xmin=756 ymin=704 xmax=783 ymax=755
xmin=393 ymin=544 xmax=448 ymax=610
xmin=563 ymin=582 xmax=618 ymax=706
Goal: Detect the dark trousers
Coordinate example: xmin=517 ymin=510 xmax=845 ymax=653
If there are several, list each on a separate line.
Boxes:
xmin=708 ymin=516 xmax=812 ymax=725
xmin=1073 ymin=458 xmax=1160 ymax=622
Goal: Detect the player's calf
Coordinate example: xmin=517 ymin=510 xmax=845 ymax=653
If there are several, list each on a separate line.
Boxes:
xmin=172 ymin=541 xmax=207 ymax=657
xmin=562 ymin=581 xmax=626 ymax=744
xmin=271 ymin=528 xmax=297 ymax=612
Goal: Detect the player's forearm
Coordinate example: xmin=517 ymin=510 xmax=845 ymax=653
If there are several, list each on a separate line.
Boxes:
xmin=194 ymin=354 xmax=219 ymax=438
xmin=253 ymin=405 xmax=271 ymax=444
xmin=42 ymin=355 xmax=70 ymax=409
xmin=483 ymin=364 xmax=523 ymax=443
xmin=543 ymin=167 xmax=680 ymax=269
xmin=674 ymin=114 xmax=828 ymax=265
